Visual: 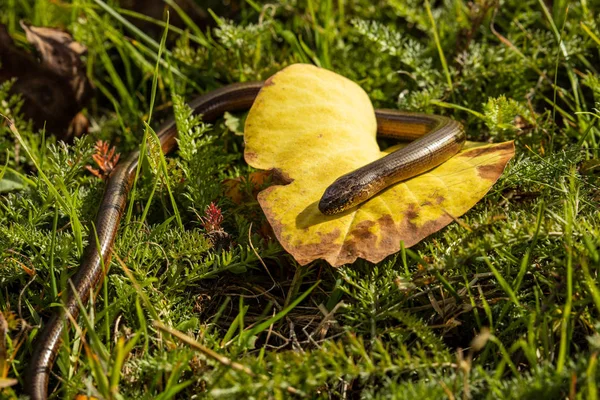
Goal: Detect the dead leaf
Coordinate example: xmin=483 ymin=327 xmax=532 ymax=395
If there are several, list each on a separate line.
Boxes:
xmin=20 ymin=21 xmax=91 ymax=106
xmin=244 ymin=64 xmax=515 ymax=266
xmin=0 ymin=377 xmax=17 ymax=388
xmin=224 ymin=170 xmax=276 ymax=204
xmin=68 ymin=111 xmax=90 ymax=138
xmin=223 ymin=170 xmax=277 ymax=239
xmin=0 ymin=23 xmax=91 ymax=138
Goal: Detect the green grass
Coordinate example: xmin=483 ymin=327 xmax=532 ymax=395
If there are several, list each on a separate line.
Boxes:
xmin=1 ymin=0 xmax=600 ymax=398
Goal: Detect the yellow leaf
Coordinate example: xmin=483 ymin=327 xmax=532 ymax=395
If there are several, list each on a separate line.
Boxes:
xmin=244 ymin=64 xmax=514 ymax=266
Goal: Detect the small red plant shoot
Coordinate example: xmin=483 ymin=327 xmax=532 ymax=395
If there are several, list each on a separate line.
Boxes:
xmin=201 ymin=202 xmax=231 ymax=250
xmin=201 ymin=202 xmax=224 ymax=233
xmin=86 ymin=140 xmax=120 ymax=180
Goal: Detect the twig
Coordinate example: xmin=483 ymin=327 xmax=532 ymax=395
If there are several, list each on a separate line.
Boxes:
xmin=248 ymin=223 xmax=282 ymax=298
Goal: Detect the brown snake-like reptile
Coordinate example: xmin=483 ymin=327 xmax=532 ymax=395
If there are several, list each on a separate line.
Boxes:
xmin=27 ymin=81 xmax=465 ymax=399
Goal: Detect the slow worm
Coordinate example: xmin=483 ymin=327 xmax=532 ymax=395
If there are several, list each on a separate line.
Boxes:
xmin=27 ymin=81 xmax=464 ymax=399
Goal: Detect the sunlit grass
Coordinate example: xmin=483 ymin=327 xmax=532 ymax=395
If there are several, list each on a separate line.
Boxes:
xmin=0 ymin=0 xmax=599 ymax=398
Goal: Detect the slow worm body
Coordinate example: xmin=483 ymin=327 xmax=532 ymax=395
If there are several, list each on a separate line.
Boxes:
xmin=27 ymin=81 xmax=465 ymax=399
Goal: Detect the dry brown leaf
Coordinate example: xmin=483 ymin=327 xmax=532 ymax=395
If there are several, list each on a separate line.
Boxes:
xmin=0 ymin=23 xmax=91 ymax=137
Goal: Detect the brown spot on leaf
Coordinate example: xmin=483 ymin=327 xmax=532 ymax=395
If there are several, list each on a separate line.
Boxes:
xmin=260 ymin=192 xmax=343 ymax=265
xmin=492 ymin=141 xmax=515 ymax=153
xmin=458 ymin=146 xmax=492 ymax=158
xmin=405 ymin=203 xmax=419 ymax=221
xmin=476 ymin=164 xmax=503 ymax=180
xmin=293 ymin=228 xmax=343 ymax=265
xmin=422 ymin=196 xmax=444 ymax=207
xmin=244 ymin=151 xmax=258 ymax=163
xmin=459 ymin=141 xmax=514 ymax=159
xmin=397 ymin=210 xmax=453 ymax=249
xmin=335 ymin=214 xmax=398 ymax=264
xmin=350 ymin=220 xmax=376 ymax=242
